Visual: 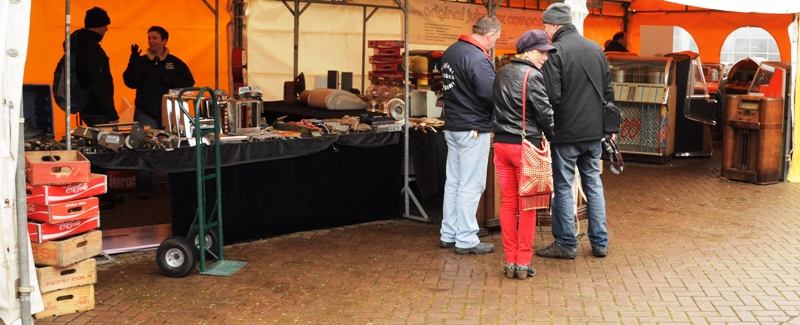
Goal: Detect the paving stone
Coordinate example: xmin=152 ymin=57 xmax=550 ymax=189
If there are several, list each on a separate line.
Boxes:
xmin=33 ymin=156 xmax=800 ymax=324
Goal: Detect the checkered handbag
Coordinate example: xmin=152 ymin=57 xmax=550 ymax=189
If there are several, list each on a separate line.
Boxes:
xmin=518 ymin=68 xmax=553 ymax=211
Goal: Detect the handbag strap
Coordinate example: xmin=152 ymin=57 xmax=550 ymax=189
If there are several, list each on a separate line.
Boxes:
xmin=578 ymin=61 xmax=608 ymax=105
xmin=520 ymin=68 xmax=533 ymax=140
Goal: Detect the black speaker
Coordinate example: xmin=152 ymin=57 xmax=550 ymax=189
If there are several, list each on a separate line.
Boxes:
xmin=341 ymin=72 xmax=353 ymax=91
xmin=22 ymin=84 xmax=54 ymax=135
xmin=327 ymin=70 xmax=338 ymax=89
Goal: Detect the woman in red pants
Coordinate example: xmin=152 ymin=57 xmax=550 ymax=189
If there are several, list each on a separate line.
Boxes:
xmin=491 ymin=30 xmax=555 ymax=279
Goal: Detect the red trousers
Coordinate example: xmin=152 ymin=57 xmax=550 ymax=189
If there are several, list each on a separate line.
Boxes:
xmin=493 ymin=142 xmax=537 ymax=266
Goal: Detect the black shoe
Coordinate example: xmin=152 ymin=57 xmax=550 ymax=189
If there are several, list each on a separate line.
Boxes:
xmin=439 ymin=240 xmax=455 ymax=249
xmin=515 ymin=264 xmax=535 ymax=279
xmin=503 ymin=263 xmax=516 ymax=279
xmin=455 ymin=242 xmax=494 ymax=255
xmin=592 ymin=246 xmax=608 ymax=258
xmin=535 ymin=242 xmax=576 ymax=259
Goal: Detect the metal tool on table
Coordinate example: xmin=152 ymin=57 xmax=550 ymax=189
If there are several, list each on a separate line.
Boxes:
xmin=155 ymin=87 xmax=246 ymax=278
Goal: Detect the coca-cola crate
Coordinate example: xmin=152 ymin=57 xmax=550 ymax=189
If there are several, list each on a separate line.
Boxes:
xmin=34 ymin=285 xmax=95 ymax=319
xmin=371 ymin=63 xmax=401 ymax=72
xmin=369 ymin=56 xmax=403 ymax=64
xmin=35 ymin=258 xmax=96 ymax=293
xmin=107 ymin=170 xmax=136 ymax=192
xmin=29 ymin=216 xmax=100 ymax=243
xmin=368 ymin=40 xmax=404 ymax=48
xmin=373 ymin=47 xmax=401 ymax=57
xmin=31 ymin=230 xmax=102 ymax=267
xmin=27 ymin=174 xmax=107 ymax=205
xmin=28 ymin=197 xmax=99 ymax=224
xmin=25 ymin=151 xmax=90 ymax=186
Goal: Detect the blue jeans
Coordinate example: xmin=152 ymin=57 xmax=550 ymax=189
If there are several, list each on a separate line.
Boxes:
xmin=550 ymin=140 xmax=608 ymax=250
xmin=134 ymin=110 xmax=159 ymax=193
xmin=440 ymin=131 xmax=490 ymax=249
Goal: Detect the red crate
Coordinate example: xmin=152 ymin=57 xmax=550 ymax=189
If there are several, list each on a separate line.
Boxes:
xmin=368 ymin=40 xmax=404 ymax=48
xmin=369 ymin=56 xmax=403 ymax=64
xmin=29 ymin=216 xmax=100 ymax=244
xmin=371 ymin=63 xmax=401 ymax=72
xmin=373 ymin=47 xmax=401 ymax=57
xmin=25 ymin=151 xmax=90 ymax=186
xmin=28 ymin=197 xmax=99 ymax=224
xmin=27 ymin=174 xmax=107 ymax=205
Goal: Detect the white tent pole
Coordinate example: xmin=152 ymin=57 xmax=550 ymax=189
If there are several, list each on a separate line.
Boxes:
xmin=65 ymin=0 xmax=71 ymax=150
xmin=15 ymin=76 xmax=33 ymax=325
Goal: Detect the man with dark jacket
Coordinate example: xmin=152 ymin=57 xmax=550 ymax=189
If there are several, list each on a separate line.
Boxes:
xmin=72 ymin=7 xmax=118 ymax=126
xmin=123 ymin=26 xmax=195 ymax=128
xmin=536 ymin=2 xmax=615 ymax=259
xmin=123 ymin=26 xmax=194 ymax=199
xmin=604 ymin=32 xmax=629 ymax=52
xmin=438 ymin=16 xmax=501 ymax=255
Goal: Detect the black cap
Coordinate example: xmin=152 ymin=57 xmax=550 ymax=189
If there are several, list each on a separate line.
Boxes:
xmin=516 ymin=30 xmax=556 ymax=54
xmin=85 ymin=7 xmax=110 ymax=28
xmin=543 ymin=3 xmax=571 ymax=25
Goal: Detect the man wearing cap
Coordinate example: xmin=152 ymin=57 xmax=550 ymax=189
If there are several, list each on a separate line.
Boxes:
xmin=438 ymin=16 xmax=501 ymax=255
xmin=70 ymin=6 xmax=118 ymax=126
xmin=492 ymin=29 xmax=555 ymax=279
xmin=536 ymin=2 xmax=615 ymax=259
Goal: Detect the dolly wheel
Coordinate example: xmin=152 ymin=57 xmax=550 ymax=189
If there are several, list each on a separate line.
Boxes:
xmin=156 ymin=237 xmax=196 ymax=277
xmin=188 ymin=229 xmax=218 ymax=256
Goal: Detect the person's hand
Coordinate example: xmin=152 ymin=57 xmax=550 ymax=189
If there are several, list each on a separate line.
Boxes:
xmin=130 ymin=44 xmax=141 ymax=59
xmin=610 ymin=133 xmax=617 ymax=141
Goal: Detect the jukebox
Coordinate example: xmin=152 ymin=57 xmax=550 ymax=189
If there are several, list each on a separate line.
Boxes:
xmin=721 ymin=61 xmax=791 ymax=184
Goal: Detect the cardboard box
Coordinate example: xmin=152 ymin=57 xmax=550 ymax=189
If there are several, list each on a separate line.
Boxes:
xmin=35 ymin=259 xmax=97 ymax=293
xmin=25 ymin=151 xmax=90 ymax=186
xmin=32 ymin=230 xmax=102 ymax=267
xmin=28 ymin=197 xmax=99 ymax=224
xmin=29 ymin=216 xmax=100 ymax=243
xmin=27 ymin=174 xmax=107 ymax=205
xmin=34 ymin=285 xmax=95 ymax=319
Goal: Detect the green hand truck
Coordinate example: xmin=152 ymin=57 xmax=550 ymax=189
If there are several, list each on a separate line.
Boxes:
xmin=155 ymin=87 xmax=246 ymax=277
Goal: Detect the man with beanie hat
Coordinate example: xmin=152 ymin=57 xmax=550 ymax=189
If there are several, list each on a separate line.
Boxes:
xmin=536 ymin=2 xmax=615 ymax=259
xmin=69 ymin=6 xmax=118 ymax=126
xmin=438 ymin=16 xmax=502 ymax=255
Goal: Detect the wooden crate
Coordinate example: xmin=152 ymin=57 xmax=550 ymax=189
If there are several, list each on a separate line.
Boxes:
xmin=34 ymin=285 xmax=95 ymax=319
xmin=35 ymin=258 xmax=96 ymax=293
xmin=32 ymin=230 xmax=102 ymax=267
xmin=25 ymin=151 xmax=90 ymax=186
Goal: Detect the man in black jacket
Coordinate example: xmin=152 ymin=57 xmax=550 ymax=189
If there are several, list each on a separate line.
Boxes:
xmin=73 ymin=7 xmax=118 ymax=126
xmin=604 ymin=32 xmax=629 ymax=52
xmin=536 ymin=2 xmax=615 ymax=259
xmin=438 ymin=16 xmax=501 ymax=255
xmin=123 ymin=26 xmax=195 ymax=199
xmin=123 ymin=26 xmax=195 ymax=128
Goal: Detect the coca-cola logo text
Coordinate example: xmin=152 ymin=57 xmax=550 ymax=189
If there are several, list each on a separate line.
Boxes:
xmin=65 ymin=183 xmax=89 ymax=194
xmin=58 ymin=220 xmax=82 ymax=230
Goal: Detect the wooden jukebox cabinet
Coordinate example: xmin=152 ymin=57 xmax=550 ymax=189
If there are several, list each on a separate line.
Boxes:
xmin=606 ymin=54 xmax=677 ymax=163
xmin=722 ymin=61 xmax=791 ymax=184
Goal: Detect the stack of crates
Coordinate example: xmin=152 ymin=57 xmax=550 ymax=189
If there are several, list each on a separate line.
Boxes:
xmin=368 ymin=40 xmax=405 ymax=86
xmin=24 ymin=150 xmax=105 ymax=319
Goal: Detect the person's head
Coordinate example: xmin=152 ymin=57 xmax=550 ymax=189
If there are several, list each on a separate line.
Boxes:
xmin=84 ymin=7 xmax=110 ymax=36
xmin=612 ymin=32 xmax=626 ymax=46
xmin=542 ymin=2 xmax=571 ymax=38
xmin=471 ymin=16 xmax=502 ymax=50
xmin=147 ymin=26 xmax=169 ymax=54
xmin=516 ymin=29 xmax=556 ymax=69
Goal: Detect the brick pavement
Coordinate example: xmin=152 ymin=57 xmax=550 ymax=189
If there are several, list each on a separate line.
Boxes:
xmin=37 ymin=156 xmax=800 ymax=324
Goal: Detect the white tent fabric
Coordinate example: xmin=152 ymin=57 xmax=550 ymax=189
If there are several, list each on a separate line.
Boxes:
xmin=0 ymin=0 xmax=44 ymax=323
xmin=565 ymin=0 xmax=589 ymax=36
xmin=665 ymin=0 xmax=800 ymax=14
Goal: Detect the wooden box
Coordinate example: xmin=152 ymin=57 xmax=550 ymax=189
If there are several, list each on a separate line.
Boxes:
xmin=27 ymin=197 xmax=99 ymax=224
xmin=29 ymin=216 xmax=100 ymax=243
xmin=25 ymin=151 xmax=90 ymax=186
xmin=34 ymin=285 xmax=95 ymax=319
xmin=35 ymin=258 xmax=96 ymax=293
xmin=32 ymin=230 xmax=102 ymax=267
xmin=27 ymin=173 xmax=107 ymax=205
